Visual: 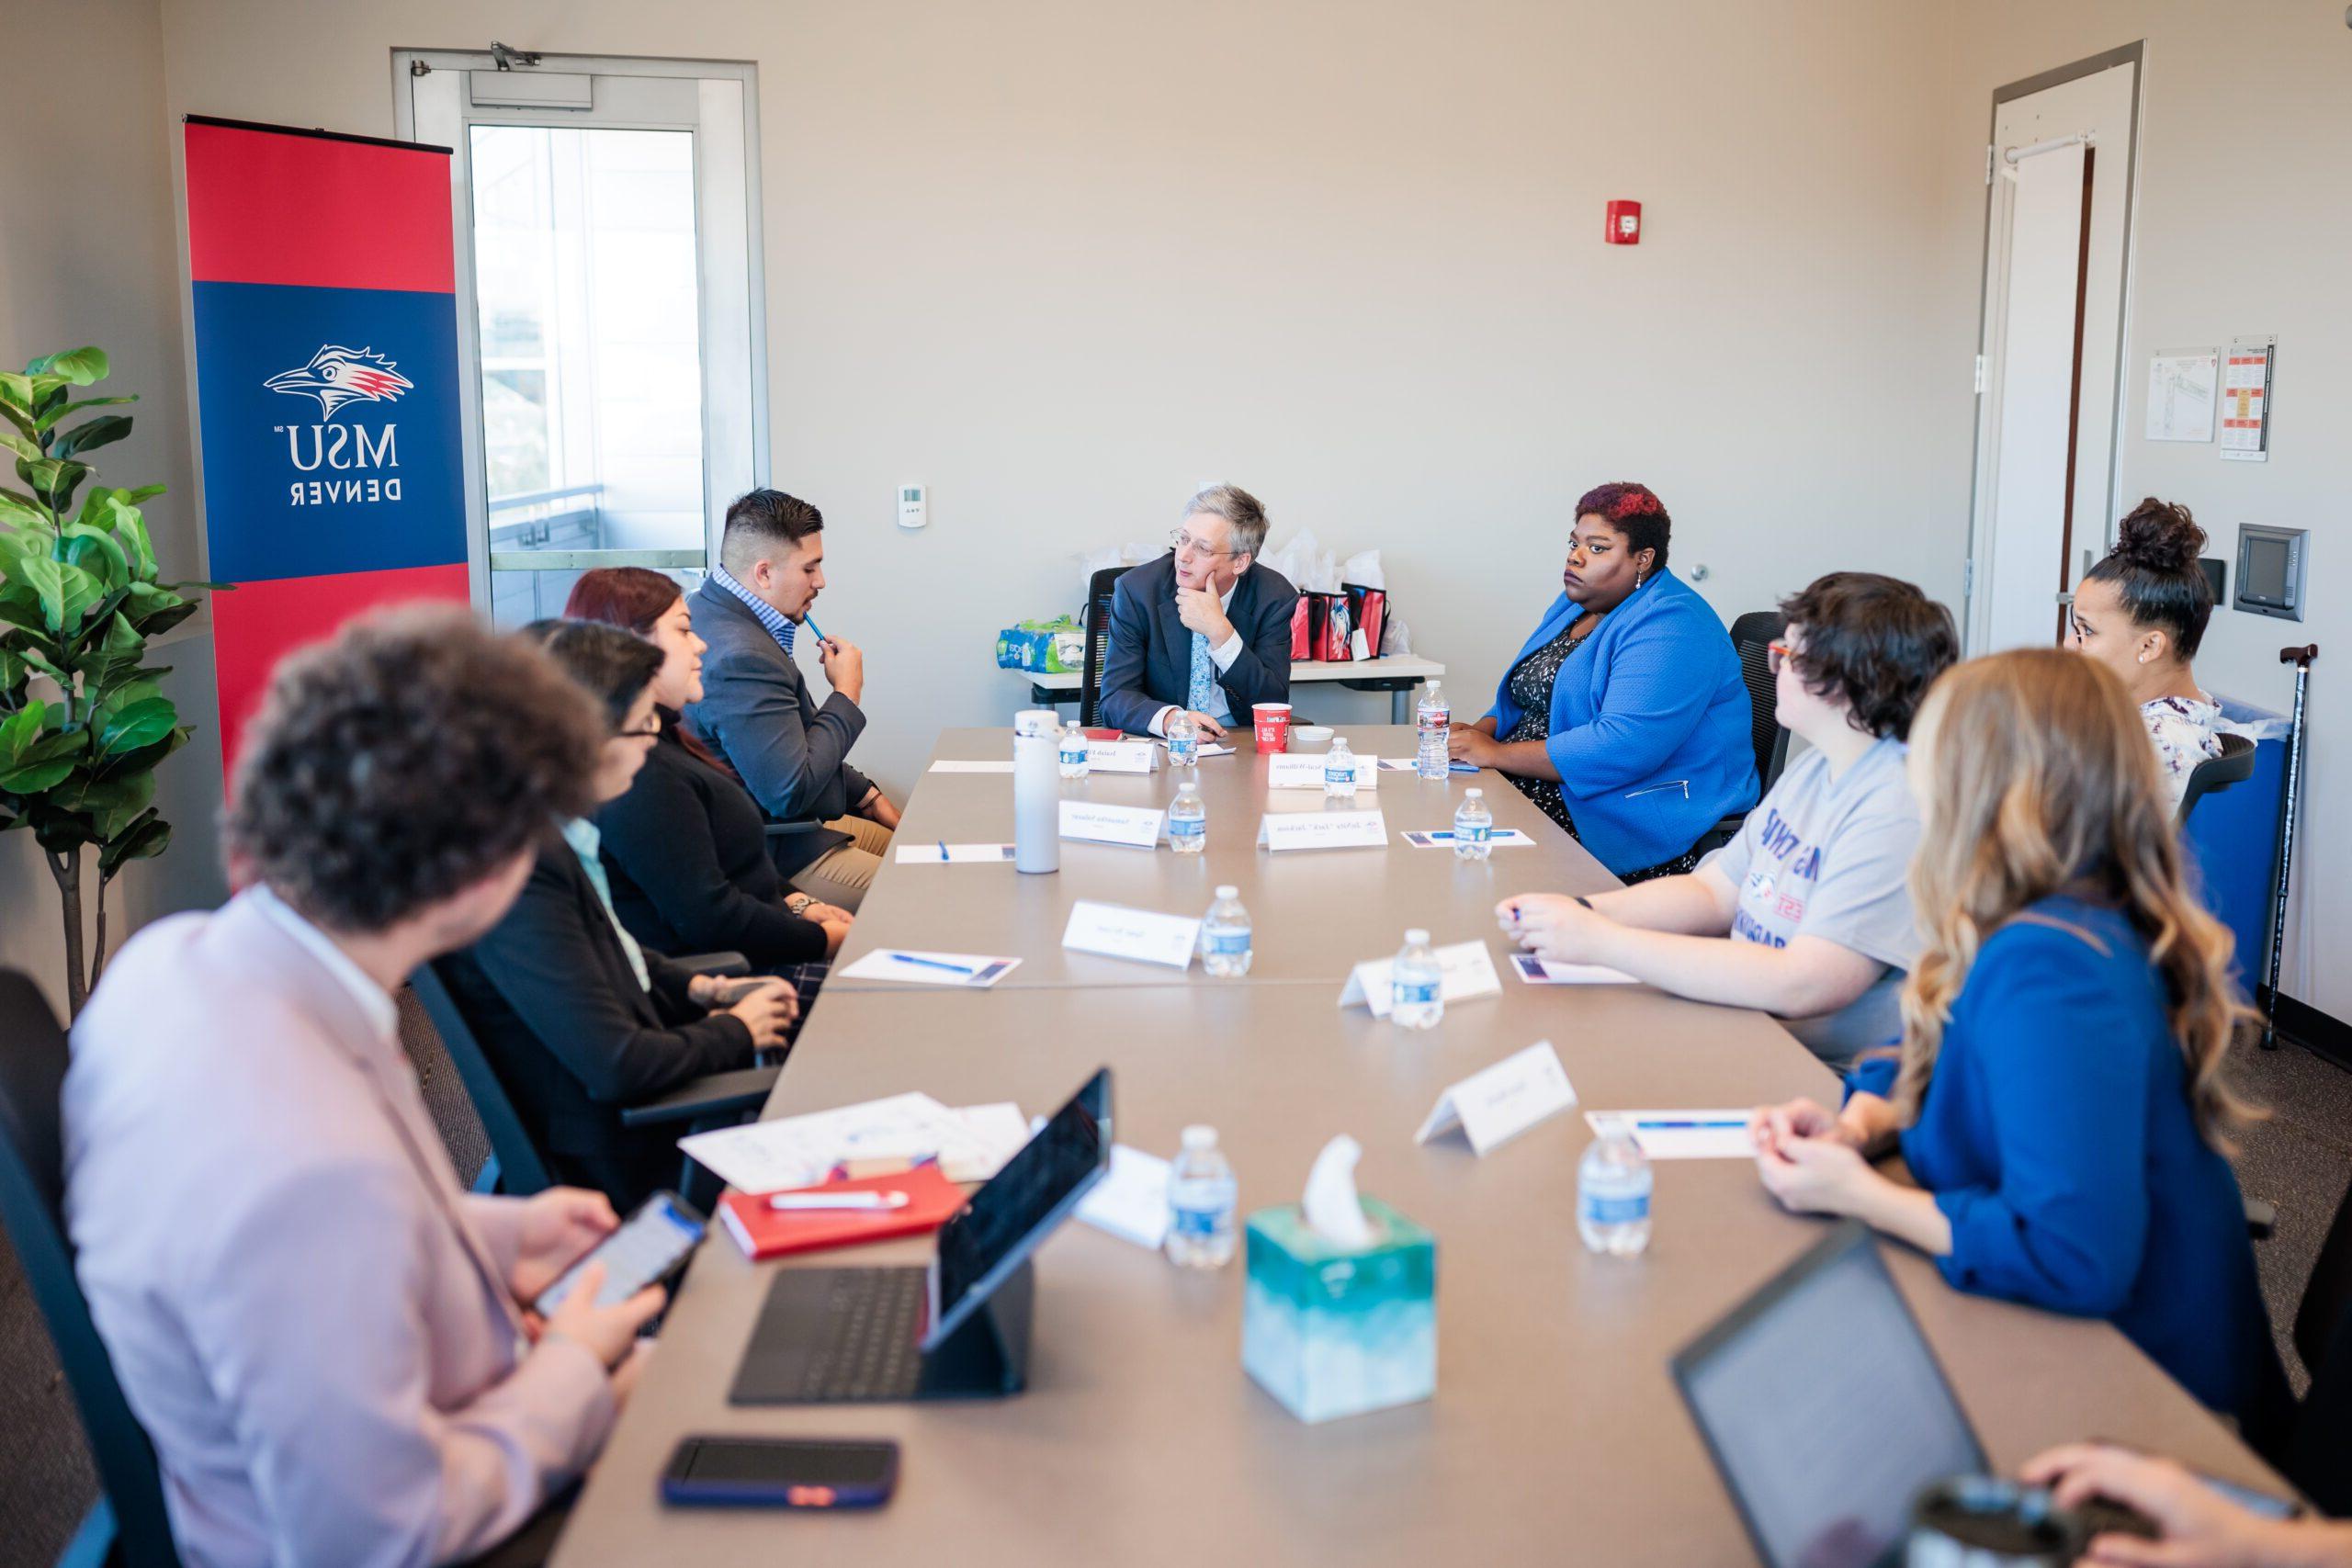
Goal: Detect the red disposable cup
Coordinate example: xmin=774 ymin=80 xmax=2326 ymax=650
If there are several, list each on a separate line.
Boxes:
xmin=1251 ymin=703 xmax=1293 ymax=752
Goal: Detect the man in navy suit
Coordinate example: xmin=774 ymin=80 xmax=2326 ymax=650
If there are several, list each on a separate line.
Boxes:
xmin=1098 ymin=484 xmax=1298 ymax=738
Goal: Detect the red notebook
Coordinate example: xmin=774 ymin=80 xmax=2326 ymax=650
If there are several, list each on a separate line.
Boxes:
xmin=716 ymin=1166 xmax=967 ymax=1261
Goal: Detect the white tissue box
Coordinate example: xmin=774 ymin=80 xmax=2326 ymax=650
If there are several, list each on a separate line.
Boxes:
xmin=1241 ymin=1198 xmax=1436 ymax=1424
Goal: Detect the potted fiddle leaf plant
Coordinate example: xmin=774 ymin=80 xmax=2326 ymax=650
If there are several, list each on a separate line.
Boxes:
xmin=1 ymin=346 xmax=218 ymax=1014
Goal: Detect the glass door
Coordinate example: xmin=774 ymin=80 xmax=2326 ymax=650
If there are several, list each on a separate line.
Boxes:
xmin=396 ymin=54 xmax=767 ymax=625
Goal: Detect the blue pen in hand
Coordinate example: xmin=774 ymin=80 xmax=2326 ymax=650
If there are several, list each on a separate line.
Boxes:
xmin=803 ymin=612 xmax=829 ymax=646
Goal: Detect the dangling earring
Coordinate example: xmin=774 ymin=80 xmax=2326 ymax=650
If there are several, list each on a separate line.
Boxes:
xmin=1634 ymin=566 xmax=1645 ymax=590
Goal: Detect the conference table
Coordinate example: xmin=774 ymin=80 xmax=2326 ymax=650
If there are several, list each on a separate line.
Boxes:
xmin=553 ymin=726 xmax=2290 ymax=1567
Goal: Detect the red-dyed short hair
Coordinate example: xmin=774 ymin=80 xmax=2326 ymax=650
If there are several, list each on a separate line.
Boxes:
xmin=1573 ymin=481 xmax=1671 ymax=570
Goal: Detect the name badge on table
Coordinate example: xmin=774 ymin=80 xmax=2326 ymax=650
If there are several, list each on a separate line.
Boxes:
xmin=1339 ymin=940 xmax=1503 ymax=1016
xmin=1086 ymin=740 xmax=1160 ymax=774
xmin=1265 ymin=753 xmax=1378 ymax=791
xmin=1415 ymin=1042 xmax=1577 ymax=1156
xmin=1060 ymin=799 xmax=1166 ymax=849
xmin=1061 ymin=900 xmax=1202 ymax=969
xmin=1256 ymin=809 xmax=1387 ymax=852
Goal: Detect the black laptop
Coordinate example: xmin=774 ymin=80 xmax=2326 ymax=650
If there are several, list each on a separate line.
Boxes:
xmin=1670 ymin=1222 xmax=1987 ymax=1568
xmin=729 ymin=1066 xmax=1113 ymax=1405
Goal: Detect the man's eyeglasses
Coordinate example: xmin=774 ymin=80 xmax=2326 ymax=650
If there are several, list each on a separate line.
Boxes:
xmin=616 ymin=717 xmax=662 ymax=740
xmin=1170 ymin=528 xmax=1238 ymax=558
xmin=1766 ymin=640 xmax=1794 ymax=675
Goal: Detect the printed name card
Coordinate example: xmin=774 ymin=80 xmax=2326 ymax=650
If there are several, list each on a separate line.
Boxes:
xmin=1086 ymin=740 xmax=1160 ymax=773
xmin=1060 ymin=799 xmax=1166 ymax=849
xmin=1061 ymin=900 xmax=1202 ymax=970
xmin=1510 ymin=953 xmax=1638 ymax=986
xmin=1415 ymin=1042 xmax=1577 ymax=1156
xmin=1339 ymin=940 xmax=1503 ymax=1017
xmin=1265 ymin=753 xmax=1379 ymax=791
xmin=1256 ymin=809 xmax=1388 ymax=853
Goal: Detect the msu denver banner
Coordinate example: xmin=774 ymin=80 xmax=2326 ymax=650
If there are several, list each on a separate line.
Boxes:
xmin=184 ymin=116 xmax=469 ymax=774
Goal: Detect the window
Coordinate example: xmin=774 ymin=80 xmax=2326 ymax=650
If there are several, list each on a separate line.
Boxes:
xmin=396 ymin=53 xmax=767 ymax=626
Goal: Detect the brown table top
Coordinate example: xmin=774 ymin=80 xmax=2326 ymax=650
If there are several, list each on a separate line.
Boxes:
xmin=552 ymin=731 xmax=2288 ymax=1567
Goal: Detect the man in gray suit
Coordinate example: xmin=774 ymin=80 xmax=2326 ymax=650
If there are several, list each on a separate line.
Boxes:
xmin=686 ymin=489 xmax=895 ymax=911
xmin=66 ymin=608 xmax=664 ymax=1566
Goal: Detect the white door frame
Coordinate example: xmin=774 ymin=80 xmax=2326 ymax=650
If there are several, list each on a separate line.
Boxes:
xmin=390 ymin=51 xmax=770 ymax=607
xmin=1962 ymin=41 xmax=2144 ymax=651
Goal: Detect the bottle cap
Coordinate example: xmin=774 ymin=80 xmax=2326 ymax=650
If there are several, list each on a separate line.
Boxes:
xmin=1215 ymin=885 xmax=1238 ymax=898
xmin=1181 ymin=1124 xmax=1217 ymax=1151
xmin=1405 ymin=928 xmax=1430 ymax=944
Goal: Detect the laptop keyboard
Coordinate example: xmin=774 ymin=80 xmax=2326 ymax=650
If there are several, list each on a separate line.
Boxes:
xmin=795 ymin=1269 xmax=925 ymax=1402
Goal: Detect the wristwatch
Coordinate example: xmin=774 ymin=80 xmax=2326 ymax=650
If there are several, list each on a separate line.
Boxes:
xmin=785 ymin=893 xmax=815 ymax=917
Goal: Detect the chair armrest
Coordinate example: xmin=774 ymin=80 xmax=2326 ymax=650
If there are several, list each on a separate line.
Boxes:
xmin=619 ymin=1065 xmax=781 ymax=1128
xmin=763 ymin=818 xmax=831 ymax=839
xmin=670 ymin=951 xmax=751 ymax=978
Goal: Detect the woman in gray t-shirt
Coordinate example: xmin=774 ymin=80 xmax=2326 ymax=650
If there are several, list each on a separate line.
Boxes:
xmin=1498 ymin=573 xmax=1958 ymax=1066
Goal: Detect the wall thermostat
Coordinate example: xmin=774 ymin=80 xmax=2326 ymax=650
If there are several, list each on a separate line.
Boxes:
xmin=896 ymin=481 xmax=927 ymax=530
xmin=2233 ymin=524 xmax=2306 ymax=621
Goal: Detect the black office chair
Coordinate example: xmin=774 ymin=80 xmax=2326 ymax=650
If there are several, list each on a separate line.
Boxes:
xmin=1690 ymin=610 xmax=1792 ymax=857
xmin=2177 ymin=730 xmax=2257 ymax=828
xmin=0 ymin=969 xmax=183 ymax=1568
xmin=411 ymin=958 xmax=777 ymax=1212
xmin=1077 ymin=564 xmax=1127 ymax=728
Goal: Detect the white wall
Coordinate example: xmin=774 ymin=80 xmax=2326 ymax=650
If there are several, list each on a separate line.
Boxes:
xmin=153 ymin=0 xmax=1966 ymax=764
xmin=0 ymin=0 xmax=224 ymax=1018
xmin=1932 ymin=1 xmax=2352 ymax=1013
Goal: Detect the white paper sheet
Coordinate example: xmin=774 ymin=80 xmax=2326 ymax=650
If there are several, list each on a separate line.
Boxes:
xmin=1077 ymin=1144 xmax=1172 ymax=1249
xmin=2145 ymin=348 xmax=2218 ymax=443
xmin=1510 ymin=953 xmax=1638 ymax=986
xmin=837 ymin=949 xmax=1022 ymax=987
xmin=928 ymin=759 xmax=1016 ymax=773
xmin=894 ymin=841 xmax=1016 ymax=864
xmin=1401 ymin=828 xmax=1535 ymax=850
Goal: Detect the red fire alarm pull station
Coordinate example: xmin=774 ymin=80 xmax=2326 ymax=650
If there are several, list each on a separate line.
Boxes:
xmin=1605 ymin=199 xmax=1642 ymax=244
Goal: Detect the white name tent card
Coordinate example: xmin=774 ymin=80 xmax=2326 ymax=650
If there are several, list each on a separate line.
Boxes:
xmin=1510 ymin=953 xmax=1638 ymax=986
xmin=1265 ymin=753 xmax=1378 ymax=791
xmin=836 ymin=949 xmax=1022 ymax=987
xmin=1586 ymin=1111 xmax=1755 ymax=1160
xmin=927 ymin=759 xmax=1016 ymax=773
xmin=894 ymin=841 xmax=1017 ymax=864
xmin=1060 ymin=799 xmax=1166 ymax=849
xmin=1339 ymin=940 xmax=1503 ymax=1018
xmin=1415 ymin=1042 xmax=1577 ymax=1156
xmin=1256 ymin=808 xmax=1388 ymax=853
xmin=1077 ymin=1144 xmax=1172 ymax=1249
xmin=1061 ymin=900 xmax=1202 ymax=970
xmin=1401 ymin=828 xmax=1537 ymax=850
xmin=1085 ymin=739 xmax=1160 ymax=773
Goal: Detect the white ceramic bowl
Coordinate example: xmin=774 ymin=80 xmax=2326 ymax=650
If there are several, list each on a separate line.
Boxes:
xmin=1291 ymin=725 xmax=1334 ymax=747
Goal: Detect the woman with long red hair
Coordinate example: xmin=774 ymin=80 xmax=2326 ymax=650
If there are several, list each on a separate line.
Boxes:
xmin=563 ymin=568 xmax=851 ymax=976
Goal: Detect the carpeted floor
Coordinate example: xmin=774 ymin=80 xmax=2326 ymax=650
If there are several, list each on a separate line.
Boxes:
xmin=2 ymin=1013 xmax=2346 ymax=1561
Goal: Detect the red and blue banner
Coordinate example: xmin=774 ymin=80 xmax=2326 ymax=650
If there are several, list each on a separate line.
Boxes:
xmin=183 ymin=116 xmax=469 ymax=775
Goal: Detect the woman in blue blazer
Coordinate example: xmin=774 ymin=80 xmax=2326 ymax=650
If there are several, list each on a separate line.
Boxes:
xmin=1749 ymin=649 xmax=2287 ymax=1429
xmin=1449 ymin=482 xmax=1757 ymax=880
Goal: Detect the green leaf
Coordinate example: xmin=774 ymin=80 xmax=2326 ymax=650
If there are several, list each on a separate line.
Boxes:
xmin=32 ymin=394 xmax=135 ymax=435
xmin=128 ymin=598 xmax=198 ymax=638
xmin=98 ymin=696 xmax=175 ymax=755
xmin=61 ymin=525 xmax=129 ymax=592
xmin=71 ymin=772 xmax=154 ymax=840
xmin=14 ymin=556 xmax=65 ymax=630
xmin=98 ymin=811 xmax=170 ymax=879
xmin=0 ymin=703 xmax=46 ymax=761
xmin=87 ymin=612 xmax=145 ymax=674
xmin=0 ymin=645 xmax=23 ymax=694
xmin=0 ymin=490 xmax=47 ymax=528
xmin=107 ymin=503 xmax=158 ymax=580
xmin=0 ymin=372 xmax=33 ymax=412
xmin=53 ymin=414 xmax=130 ymax=459
xmin=27 ymin=348 xmax=108 ymax=387
xmin=0 ymin=428 xmax=39 ymax=462
xmin=0 ymin=758 xmax=75 ymax=794
xmin=17 ymin=455 xmax=88 ymax=509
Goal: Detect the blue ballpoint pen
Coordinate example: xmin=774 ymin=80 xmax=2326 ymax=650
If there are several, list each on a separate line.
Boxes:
xmin=938 ymin=840 xmax=951 ymax=861
xmin=888 ymin=952 xmax=979 ymax=976
xmin=803 ymin=612 xmax=828 ymax=645
xmin=1634 ymin=1118 xmax=1747 ymax=1130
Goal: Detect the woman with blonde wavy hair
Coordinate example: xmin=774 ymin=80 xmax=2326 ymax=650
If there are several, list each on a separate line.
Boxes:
xmin=1747 ymin=648 xmax=2285 ymax=1423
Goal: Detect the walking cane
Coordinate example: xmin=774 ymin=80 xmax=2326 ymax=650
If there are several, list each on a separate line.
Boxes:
xmin=2263 ymin=644 xmax=2318 ymax=1049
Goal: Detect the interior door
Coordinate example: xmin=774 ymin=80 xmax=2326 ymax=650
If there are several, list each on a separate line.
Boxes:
xmin=1965 ymin=55 xmax=2139 ymax=653
xmin=394 ymin=53 xmax=766 ymax=624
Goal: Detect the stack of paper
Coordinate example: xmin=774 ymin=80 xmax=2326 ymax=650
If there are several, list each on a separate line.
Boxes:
xmin=678 ymin=1092 xmax=1033 ymax=1192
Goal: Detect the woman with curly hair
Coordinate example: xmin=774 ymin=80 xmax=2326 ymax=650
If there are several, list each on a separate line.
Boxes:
xmin=1499 ymin=572 xmax=1956 ymax=1066
xmin=1747 ymin=649 xmax=2286 ymax=1426
xmin=1449 ymin=481 xmax=1758 ymax=881
xmin=2069 ymin=497 xmax=2238 ymax=811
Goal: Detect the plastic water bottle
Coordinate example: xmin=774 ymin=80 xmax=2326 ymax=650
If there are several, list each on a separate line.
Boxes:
xmin=1324 ymin=734 xmax=1359 ymax=799
xmin=1166 ymin=709 xmax=1200 ymax=769
xmin=1453 ymin=787 xmax=1493 ymax=862
xmin=1415 ymin=681 xmax=1450 ymax=781
xmin=1390 ymin=927 xmax=1443 ymax=1030
xmin=1577 ymin=1122 xmax=1654 ymax=1257
xmin=1166 ymin=1125 xmax=1238 ymax=1269
xmin=1058 ymin=721 xmax=1091 ymax=780
xmin=1169 ymin=773 xmax=1207 ymax=855
xmin=1201 ymin=885 xmax=1253 ymax=977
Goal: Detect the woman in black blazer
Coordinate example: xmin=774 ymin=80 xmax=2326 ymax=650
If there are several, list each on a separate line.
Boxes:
xmin=442 ymin=622 xmax=800 ymax=1209
xmin=565 ymin=568 xmax=853 ymax=970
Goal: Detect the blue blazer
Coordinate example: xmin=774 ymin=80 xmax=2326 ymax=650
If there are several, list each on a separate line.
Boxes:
xmin=1860 ymin=897 xmax=2286 ymax=1421
xmin=1484 ymin=570 xmax=1756 ymax=874
xmin=1097 ymin=554 xmax=1298 ymax=736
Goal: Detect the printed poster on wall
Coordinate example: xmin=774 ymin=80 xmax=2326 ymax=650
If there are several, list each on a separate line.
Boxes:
xmin=182 ymin=115 xmax=469 ymax=776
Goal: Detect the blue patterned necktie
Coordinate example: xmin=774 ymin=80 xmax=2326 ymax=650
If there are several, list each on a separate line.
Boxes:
xmin=1187 ymin=631 xmax=1216 ymax=712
